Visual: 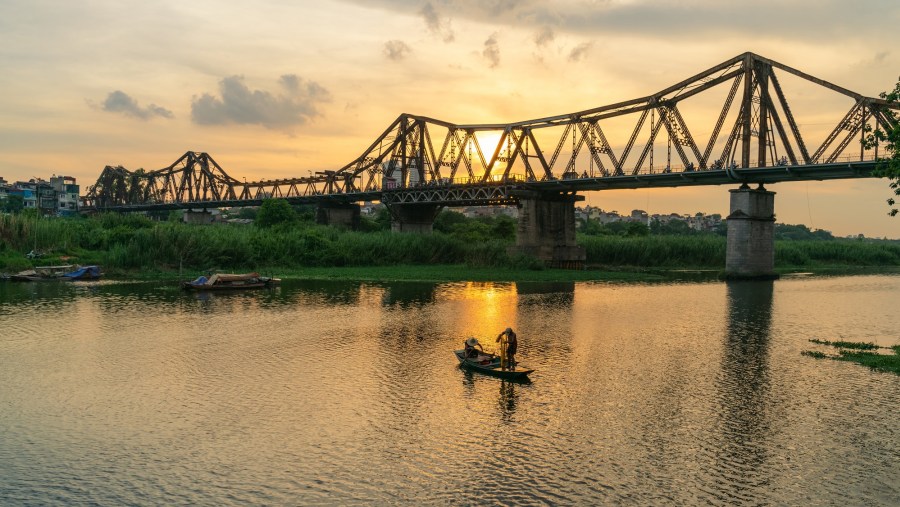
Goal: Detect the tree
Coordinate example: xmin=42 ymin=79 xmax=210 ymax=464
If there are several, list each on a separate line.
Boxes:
xmin=864 ymin=78 xmax=900 ymax=216
xmin=434 ymin=210 xmax=468 ymax=233
xmin=255 ymin=198 xmax=297 ymax=228
xmin=1 ymin=195 xmax=24 ymax=213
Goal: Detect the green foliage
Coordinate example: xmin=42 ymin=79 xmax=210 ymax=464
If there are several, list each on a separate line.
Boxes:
xmin=776 ymin=239 xmax=900 ymax=266
xmin=774 ymin=223 xmax=834 ymax=241
xmin=255 ymin=199 xmax=297 ymax=228
xmin=235 ymin=207 xmax=258 ymax=220
xmin=809 ymin=339 xmax=879 ymax=350
xmin=579 ymin=234 xmax=726 ymax=267
xmin=579 ymin=219 xmax=650 ymax=237
xmin=434 ymin=210 xmax=468 ymax=233
xmin=0 ymin=210 xmax=897 ymax=276
xmin=435 ymin=211 xmax=516 ymax=243
xmin=2 ymin=195 xmax=24 ymax=213
xmin=863 ymin=77 xmax=900 ymax=216
xmin=804 ymin=339 xmax=900 ymax=375
xmin=649 ymin=218 xmax=696 ymax=236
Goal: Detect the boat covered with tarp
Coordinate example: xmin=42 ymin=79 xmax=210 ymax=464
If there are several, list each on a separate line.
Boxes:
xmin=62 ymin=265 xmax=102 ymax=280
xmin=182 ymin=272 xmax=281 ymax=291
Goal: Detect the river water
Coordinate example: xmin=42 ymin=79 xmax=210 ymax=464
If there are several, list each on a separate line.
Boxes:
xmin=0 ymin=274 xmax=898 ymax=505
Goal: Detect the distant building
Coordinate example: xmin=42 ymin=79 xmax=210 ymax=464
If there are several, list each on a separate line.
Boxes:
xmin=50 ymin=175 xmax=80 ymax=216
xmin=0 ymin=175 xmax=81 ymax=215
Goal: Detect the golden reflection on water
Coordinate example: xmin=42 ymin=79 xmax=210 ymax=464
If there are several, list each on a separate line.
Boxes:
xmin=1 ymin=277 xmax=899 ymax=505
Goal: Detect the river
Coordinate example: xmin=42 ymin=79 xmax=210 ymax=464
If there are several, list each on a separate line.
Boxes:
xmin=1 ymin=274 xmax=898 ymax=505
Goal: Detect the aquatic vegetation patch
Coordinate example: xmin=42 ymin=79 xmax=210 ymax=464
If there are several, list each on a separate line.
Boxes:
xmin=803 ymin=339 xmax=900 ymax=375
xmin=808 ymin=339 xmax=880 ymax=350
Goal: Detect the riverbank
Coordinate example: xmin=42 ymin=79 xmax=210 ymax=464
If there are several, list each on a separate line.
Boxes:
xmin=2 ymin=213 xmax=898 ymax=282
xmin=74 ymin=263 xmax=899 ymax=284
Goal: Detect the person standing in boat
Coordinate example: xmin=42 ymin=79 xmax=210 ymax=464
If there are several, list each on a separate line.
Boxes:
xmin=496 ymin=328 xmax=517 ymax=371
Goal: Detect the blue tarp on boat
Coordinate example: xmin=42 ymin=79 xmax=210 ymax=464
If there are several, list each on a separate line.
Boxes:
xmin=63 ymin=266 xmax=102 ymax=280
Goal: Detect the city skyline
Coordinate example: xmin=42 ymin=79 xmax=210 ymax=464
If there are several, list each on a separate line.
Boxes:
xmin=1 ymin=0 xmax=898 ymax=237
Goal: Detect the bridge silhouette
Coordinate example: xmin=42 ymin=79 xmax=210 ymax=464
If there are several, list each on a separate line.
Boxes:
xmin=84 ymin=52 xmax=898 ymax=276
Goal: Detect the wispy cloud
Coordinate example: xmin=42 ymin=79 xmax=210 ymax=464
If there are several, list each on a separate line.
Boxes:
xmin=568 ymin=41 xmax=593 ymax=62
xmin=421 ymin=2 xmax=454 ymax=42
xmin=191 ymin=75 xmax=331 ymax=130
xmin=483 ymin=33 xmax=500 ymax=68
xmin=534 ymin=26 xmax=555 ymax=47
xmin=384 ymin=40 xmax=412 ymax=61
xmin=99 ymin=91 xmax=173 ymax=120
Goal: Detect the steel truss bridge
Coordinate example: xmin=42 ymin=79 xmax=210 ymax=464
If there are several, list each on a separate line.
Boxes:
xmin=85 ymin=53 xmax=898 ymax=212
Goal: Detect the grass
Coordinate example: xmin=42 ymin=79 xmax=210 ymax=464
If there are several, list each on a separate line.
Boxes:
xmin=803 ymin=340 xmax=900 ymax=375
xmin=1 ymin=213 xmax=899 ymax=282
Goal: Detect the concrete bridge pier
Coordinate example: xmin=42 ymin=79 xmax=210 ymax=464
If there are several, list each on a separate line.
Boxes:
xmin=316 ymin=202 xmax=360 ymax=229
xmin=724 ymin=184 xmax=779 ymax=280
xmin=510 ymin=191 xmax=586 ymax=268
xmin=389 ymin=203 xmax=440 ymax=233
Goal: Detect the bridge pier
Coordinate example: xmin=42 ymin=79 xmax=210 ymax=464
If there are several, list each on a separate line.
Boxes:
xmin=316 ymin=203 xmax=360 ymax=230
xmin=389 ymin=203 xmax=440 ymax=233
xmin=724 ymin=184 xmax=779 ymax=280
xmin=510 ymin=191 xmax=586 ymax=268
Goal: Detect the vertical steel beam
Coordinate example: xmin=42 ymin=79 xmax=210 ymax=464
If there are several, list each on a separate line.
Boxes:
xmin=741 ymin=53 xmax=754 ymax=167
xmin=757 ymin=63 xmax=770 ymax=167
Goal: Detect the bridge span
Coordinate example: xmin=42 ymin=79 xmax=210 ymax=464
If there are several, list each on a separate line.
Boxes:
xmin=84 ymin=52 xmax=898 ymax=278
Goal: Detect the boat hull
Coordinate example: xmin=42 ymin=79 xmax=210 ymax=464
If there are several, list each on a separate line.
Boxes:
xmin=454 ymin=350 xmax=534 ymax=380
xmin=181 ymin=273 xmax=280 ymax=291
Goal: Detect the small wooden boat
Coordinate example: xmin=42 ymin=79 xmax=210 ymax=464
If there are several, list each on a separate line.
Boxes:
xmin=454 ymin=349 xmax=534 ymax=381
xmin=182 ymin=272 xmax=281 ymax=291
xmin=10 ymin=265 xmax=77 ymax=281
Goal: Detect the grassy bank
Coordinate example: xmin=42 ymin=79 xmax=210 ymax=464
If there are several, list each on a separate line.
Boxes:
xmin=1 ymin=214 xmax=899 ymax=281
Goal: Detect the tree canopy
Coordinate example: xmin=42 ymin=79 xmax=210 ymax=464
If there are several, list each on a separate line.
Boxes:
xmin=255 ymin=198 xmax=297 ymax=228
xmin=865 ymin=78 xmax=900 ymax=216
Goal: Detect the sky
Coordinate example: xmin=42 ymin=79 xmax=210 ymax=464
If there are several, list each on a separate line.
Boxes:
xmin=0 ymin=0 xmax=898 ymax=238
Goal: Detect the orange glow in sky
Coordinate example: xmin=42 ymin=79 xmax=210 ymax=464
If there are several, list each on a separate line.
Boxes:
xmin=0 ymin=1 xmax=897 ymax=237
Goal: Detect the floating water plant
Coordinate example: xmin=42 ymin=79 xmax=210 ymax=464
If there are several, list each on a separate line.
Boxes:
xmin=804 ymin=339 xmax=900 ymax=375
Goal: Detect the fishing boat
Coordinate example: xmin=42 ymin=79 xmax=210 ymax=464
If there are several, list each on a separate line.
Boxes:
xmin=454 ymin=349 xmax=534 ymax=381
xmin=62 ymin=265 xmax=102 ymax=280
xmin=10 ymin=265 xmax=76 ymax=281
xmin=182 ymin=272 xmax=281 ymax=291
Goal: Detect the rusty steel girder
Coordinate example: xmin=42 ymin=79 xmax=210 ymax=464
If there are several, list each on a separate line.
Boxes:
xmin=85 ymin=52 xmax=899 ymax=210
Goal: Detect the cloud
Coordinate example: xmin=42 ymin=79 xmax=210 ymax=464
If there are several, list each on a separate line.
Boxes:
xmin=100 ymin=90 xmax=173 ymax=120
xmin=568 ymin=42 xmax=593 ymax=62
xmin=384 ymin=39 xmax=412 ymax=61
xmin=534 ymin=26 xmax=555 ymax=47
xmin=341 ymin=0 xmax=896 ymax=44
xmin=483 ymin=33 xmax=501 ymax=68
xmin=421 ymin=2 xmax=454 ymax=42
xmin=191 ymin=75 xmax=331 ymax=130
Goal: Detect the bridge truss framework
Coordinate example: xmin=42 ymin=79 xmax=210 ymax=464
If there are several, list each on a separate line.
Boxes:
xmin=84 ymin=52 xmax=898 ymax=211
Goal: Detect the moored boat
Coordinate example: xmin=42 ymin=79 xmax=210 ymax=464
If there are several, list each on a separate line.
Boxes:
xmin=182 ymin=272 xmax=281 ymax=291
xmin=63 ymin=265 xmax=102 ymax=280
xmin=454 ymin=349 xmax=534 ymax=381
xmin=10 ymin=265 xmax=77 ymax=282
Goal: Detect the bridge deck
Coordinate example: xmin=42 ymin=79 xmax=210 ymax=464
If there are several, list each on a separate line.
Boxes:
xmin=96 ymin=160 xmax=879 ymax=212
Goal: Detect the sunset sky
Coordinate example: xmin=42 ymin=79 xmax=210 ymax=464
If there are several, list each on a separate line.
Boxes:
xmin=1 ymin=0 xmax=898 ymax=237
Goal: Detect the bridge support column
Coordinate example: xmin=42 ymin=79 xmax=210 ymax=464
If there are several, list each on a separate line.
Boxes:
xmin=510 ymin=191 xmax=586 ymax=269
xmin=724 ymin=184 xmax=779 ymax=280
xmin=316 ymin=203 xmax=360 ymax=230
xmin=389 ymin=203 xmax=440 ymax=234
